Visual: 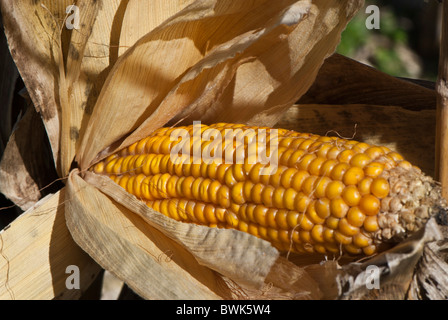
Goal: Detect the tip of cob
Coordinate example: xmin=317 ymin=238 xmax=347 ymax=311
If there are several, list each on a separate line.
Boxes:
xmin=375 ymin=166 xmax=447 ymax=245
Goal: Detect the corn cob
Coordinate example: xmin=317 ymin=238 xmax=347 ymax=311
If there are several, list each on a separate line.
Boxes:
xmin=91 ymin=123 xmax=447 ymax=256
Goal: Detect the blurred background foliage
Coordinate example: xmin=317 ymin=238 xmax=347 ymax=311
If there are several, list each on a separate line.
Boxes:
xmin=337 ymin=0 xmax=442 ymax=81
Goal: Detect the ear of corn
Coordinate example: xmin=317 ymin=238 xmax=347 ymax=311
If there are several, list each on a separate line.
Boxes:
xmin=91 ymin=123 xmax=446 ymax=256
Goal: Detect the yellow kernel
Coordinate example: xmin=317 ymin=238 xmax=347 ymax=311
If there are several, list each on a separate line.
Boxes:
xmin=352 ymin=142 xmax=370 ymax=153
xmin=275 ymin=210 xmax=289 ymax=230
xmin=287 ymin=211 xmax=300 ymax=229
xmin=262 ymin=185 xmax=275 ymax=207
xmin=242 ymin=181 xmax=254 ymax=202
xmin=238 ymin=221 xmax=249 ymax=233
xmin=198 ymin=179 xmax=212 ymax=202
xmin=216 ymin=164 xmax=231 ymax=183
xmin=249 ymin=163 xmax=264 ymax=183
xmin=279 ymin=137 xmax=294 ymax=148
xmin=206 ymin=163 xmax=219 ymax=180
xmin=314 ymin=177 xmax=331 ymax=198
xmin=225 ymin=211 xmax=239 ymax=228
xmin=315 ymin=198 xmax=331 ymax=219
xmin=334 ymin=231 xmax=352 ymax=245
xmin=299 ymin=231 xmax=312 ymax=244
xmin=283 ymin=188 xmax=298 ymax=211
xmin=279 ymin=148 xmax=295 ymax=166
xmin=364 ymin=161 xmax=384 ymax=178
xmin=258 ymin=225 xmax=269 ymax=240
xmin=371 ymin=177 xmax=390 ymax=199
xmin=358 ymin=177 xmax=373 ymax=195
xmin=288 ymin=149 xmax=306 ymax=167
xmin=267 ymin=228 xmax=279 ymax=242
xmin=350 ymin=153 xmax=371 ymax=168
xmin=93 ymin=162 xmax=105 ymax=174
xmin=387 ymin=152 xmax=404 ymax=162
xmin=311 ymin=225 xmax=325 ymax=243
xmin=326 ymin=216 xmax=339 ymax=229
xmin=323 ymin=227 xmax=335 ymax=243
xmin=365 ymin=146 xmax=384 ymax=159
xmin=344 ymin=244 xmax=362 ymax=255
xmin=245 ymin=204 xmax=256 ymax=223
xmin=191 ymin=177 xmax=203 ymax=201
xmin=324 ymin=243 xmax=340 ymax=254
xmin=363 ymin=245 xmax=378 ymax=256
xmin=217 ymin=186 xmax=231 ymax=208
xmin=343 ymin=166 xmax=365 ymax=185
xmin=398 ymin=160 xmax=412 ymax=170
xmin=359 ymin=195 xmax=381 ymax=216
xmin=347 ymin=207 xmax=366 ymax=228
xmin=306 ymin=202 xmax=326 ymax=224
xmin=331 ymin=163 xmax=350 ymax=181
xmin=339 ymin=218 xmax=360 ymax=237
xmin=190 ymin=163 xmax=202 ymax=178
xmin=353 ymin=232 xmax=372 ymax=248
xmin=273 ymin=188 xmax=286 ymax=209
xmin=278 ymin=230 xmax=290 ymax=244
xmin=337 ymin=149 xmax=355 ymax=163
xmin=320 ymin=159 xmax=338 ymax=176
xmin=208 ymin=180 xmax=222 ymax=204
xmin=341 ymin=185 xmax=361 ymax=207
xmin=294 ymin=193 xmax=311 ymax=213
xmin=326 ymin=146 xmax=342 ymax=159
xmin=291 ymin=170 xmax=310 ymax=191
xmin=231 ymin=182 xmax=245 ymax=205
xmin=248 ymin=223 xmax=259 ymax=237
xmin=302 ymin=176 xmax=318 ymax=196
xmin=298 ymin=154 xmax=317 ymax=171
xmin=140 ymin=177 xmax=154 ymax=200
xmin=326 ymin=180 xmax=345 ymax=199
xmin=297 ymin=214 xmax=314 ymax=231
xmin=266 ymin=208 xmax=277 ymax=228
xmin=308 ymin=157 xmax=326 ymax=176
xmin=177 ymin=199 xmax=189 ymax=221
xmin=112 ymin=157 xmax=124 ymax=175
xmin=299 ymin=139 xmax=315 ymax=151
xmin=316 ymin=143 xmax=333 ymax=158
xmin=224 ymin=166 xmax=237 ymax=187
xmin=363 ymin=216 xmax=379 ymax=232
xmin=192 ymin=203 xmax=207 ymax=224
xmin=330 ymin=198 xmax=349 ymax=218
xmin=269 ymin=167 xmax=286 ymax=187
xmin=254 ymin=206 xmax=268 ymax=226
xmin=280 ymin=168 xmax=297 ymax=188
xmin=251 ymin=183 xmax=265 ymax=204
xmin=204 ymin=204 xmax=218 ymax=224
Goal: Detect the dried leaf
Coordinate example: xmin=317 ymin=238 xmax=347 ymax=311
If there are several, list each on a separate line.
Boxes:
xmin=0 ymin=191 xmax=101 ymax=300
xmin=0 ymin=0 xmax=73 ymax=174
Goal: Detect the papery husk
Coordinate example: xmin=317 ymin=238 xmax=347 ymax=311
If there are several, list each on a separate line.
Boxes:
xmin=0 ymin=0 xmax=74 ymax=174
xmin=0 ymin=190 xmax=101 ymax=300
